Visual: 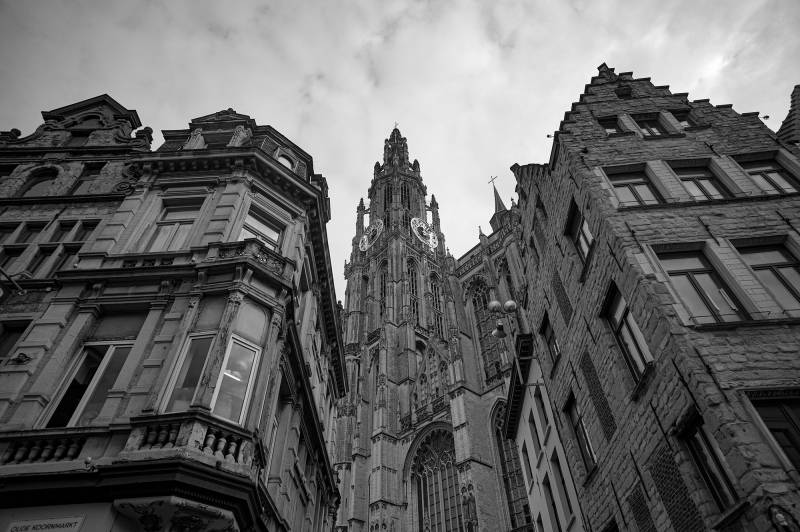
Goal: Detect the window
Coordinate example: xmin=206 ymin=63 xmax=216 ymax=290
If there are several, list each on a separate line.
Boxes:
xmin=412 ymin=431 xmax=465 ymax=531
xmin=0 ymin=224 xmax=17 ymax=244
xmin=542 ymin=475 xmax=563 ymax=532
xmin=53 ymin=245 xmax=81 ymax=272
xmin=47 ymin=343 xmax=132 ymax=427
xmin=407 ymin=261 xmax=419 ymax=325
xmin=672 ymin=166 xmax=729 ymax=201
xmin=147 ymin=204 xmax=200 ymax=252
xmin=17 ymin=223 xmax=45 ymax=244
xmin=0 ymin=247 xmax=23 ymax=271
xmin=401 ymin=182 xmax=410 ymax=209
xmin=551 ymin=452 xmax=574 ymax=520
xmin=750 ymin=394 xmax=800 ymax=470
xmin=239 ymin=210 xmax=280 ymax=250
xmin=738 ymin=159 xmax=798 ymax=195
xmin=49 ymin=222 xmax=76 ymax=242
xmin=494 ymin=405 xmax=532 ymax=528
xmin=672 ymin=110 xmax=695 ymax=128
xmin=604 ymin=285 xmax=653 ymax=379
xmin=211 ymin=337 xmax=260 ymax=423
xmin=528 ymin=411 xmax=542 ymax=455
xmin=608 ymin=171 xmax=662 ymax=207
xmin=565 ymin=201 xmax=594 ymax=262
xmin=598 ymin=117 xmax=622 ymax=135
xmin=535 ymin=387 xmax=550 ymax=429
xmin=0 ymin=321 xmax=29 ymax=361
xmin=277 ymin=154 xmax=293 ymax=170
xmin=657 ymin=251 xmax=746 ymax=324
xmin=566 ymin=395 xmax=596 ymax=472
xmin=66 ymin=131 xmax=90 ymax=147
xmin=521 ymin=442 xmax=533 ymax=484
xmin=28 ymin=246 xmax=58 ymax=277
xmin=738 ymin=245 xmax=800 ymax=314
xmin=379 ymin=262 xmax=388 ymax=320
xmin=70 ymin=162 xmax=104 ymax=195
xmin=539 ymin=313 xmax=561 ymax=364
xmin=73 ymin=220 xmax=98 ymax=242
xmin=682 ymin=420 xmax=737 ymax=511
xmin=20 ymin=168 xmax=59 ymax=197
xmin=45 ymin=312 xmax=145 ymax=427
xmin=164 ymin=335 xmax=214 ymax=412
xmin=634 ymin=115 xmax=667 ymax=137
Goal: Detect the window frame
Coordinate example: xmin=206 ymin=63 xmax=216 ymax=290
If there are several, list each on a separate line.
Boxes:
xmin=737 ymin=244 xmax=800 ymax=315
xmin=603 ymin=285 xmax=654 ymax=381
xmin=681 ymin=419 xmax=738 ymax=512
xmin=565 ymin=395 xmax=596 ymax=474
xmin=598 ymin=116 xmax=623 ymax=136
xmin=657 ymin=250 xmax=748 ymax=324
xmin=671 ymin=165 xmax=730 ymax=201
xmin=43 ymin=341 xmax=134 ymax=428
xmin=565 ymin=201 xmax=594 ymax=264
xmin=633 ymin=114 xmax=668 ymax=138
xmin=209 ymin=334 xmax=262 ymax=425
xmin=607 ymin=170 xmax=663 ymax=207
xmin=0 ymin=320 xmax=31 ymax=362
xmin=146 ymin=201 xmax=202 ymax=252
xmin=747 ymin=391 xmax=800 ymax=474
xmin=161 ymin=332 xmax=217 ymax=414
xmin=737 ymin=158 xmax=799 ymax=195
xmin=539 ymin=313 xmax=561 ymax=365
xmin=238 ymin=209 xmax=282 ymax=251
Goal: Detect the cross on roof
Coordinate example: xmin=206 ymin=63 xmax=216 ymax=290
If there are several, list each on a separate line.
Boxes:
xmin=488 ymin=176 xmax=498 ymax=185
xmin=394 ymin=121 xmax=399 ymax=129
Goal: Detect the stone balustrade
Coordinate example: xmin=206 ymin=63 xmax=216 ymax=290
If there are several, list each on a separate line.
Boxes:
xmin=1 ymin=435 xmax=85 ymax=465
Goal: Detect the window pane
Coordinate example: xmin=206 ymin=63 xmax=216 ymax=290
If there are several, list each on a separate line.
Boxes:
xmin=670 ymin=274 xmax=715 ymax=323
xmin=739 ymin=247 xmax=791 ymax=266
xmin=50 ymin=222 xmax=75 ymax=242
xmin=694 ymin=272 xmax=742 ymax=322
xmin=47 ymin=346 xmax=107 ymax=427
xmin=168 ymin=222 xmax=193 ymax=250
xmin=768 ymin=172 xmax=798 ymax=193
xmin=682 ymin=179 xmax=706 ymax=200
xmin=0 ymin=323 xmax=26 ymax=359
xmin=750 ymin=173 xmax=779 ymax=194
xmin=162 ymin=206 xmax=199 ymax=221
xmin=686 ymin=428 xmax=736 ymax=510
xmin=147 ymin=225 xmax=173 ymax=252
xmin=633 ymin=184 xmax=659 ymax=205
xmin=75 ymin=346 xmax=130 ymax=426
xmin=72 ymin=221 xmax=97 ymax=242
xmin=699 ymin=179 xmax=725 ymax=199
xmin=659 ymin=253 xmax=707 ymax=271
xmin=166 ymin=336 xmax=213 ymax=412
xmin=619 ymin=324 xmax=648 ymax=375
xmin=614 ymin=185 xmax=637 ymax=206
xmin=213 ymin=341 xmax=257 ymax=422
xmin=756 ymin=269 xmax=800 ymax=311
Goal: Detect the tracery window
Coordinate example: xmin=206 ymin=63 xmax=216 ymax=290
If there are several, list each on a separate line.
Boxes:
xmin=401 ymin=182 xmax=411 ymax=209
xmin=384 ymin=184 xmax=393 ymax=214
xmin=380 ymin=262 xmax=389 ymax=320
xmin=408 ymin=260 xmax=419 ymax=325
xmin=431 ymin=274 xmax=444 ymax=336
xmin=470 ymin=279 xmax=499 ymax=381
xmin=494 ymin=404 xmax=533 ymax=529
xmin=412 ymin=430 xmax=465 ymax=531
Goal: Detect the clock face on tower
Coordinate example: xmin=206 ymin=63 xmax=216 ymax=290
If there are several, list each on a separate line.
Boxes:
xmin=410 ymin=217 xmax=438 ymax=251
xmin=359 ymin=219 xmax=384 ymax=251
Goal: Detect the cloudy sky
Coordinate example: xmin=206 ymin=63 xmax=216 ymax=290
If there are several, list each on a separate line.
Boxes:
xmin=1 ymin=0 xmax=799 ymax=298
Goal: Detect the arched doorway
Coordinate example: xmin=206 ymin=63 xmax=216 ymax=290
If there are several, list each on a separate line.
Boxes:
xmin=410 ymin=428 xmax=465 ymax=531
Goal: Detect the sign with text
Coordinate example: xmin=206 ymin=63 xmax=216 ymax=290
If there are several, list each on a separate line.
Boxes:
xmin=6 ymin=517 xmax=84 ymax=532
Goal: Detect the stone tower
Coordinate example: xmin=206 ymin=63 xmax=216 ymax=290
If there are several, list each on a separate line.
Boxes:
xmin=333 ymin=128 xmax=533 ymax=532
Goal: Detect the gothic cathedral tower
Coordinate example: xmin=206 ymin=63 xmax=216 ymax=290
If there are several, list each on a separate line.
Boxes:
xmin=333 ymin=129 xmax=532 ymax=532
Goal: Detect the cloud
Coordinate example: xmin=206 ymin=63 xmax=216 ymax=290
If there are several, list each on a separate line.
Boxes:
xmin=1 ymin=0 xmax=798 ymax=298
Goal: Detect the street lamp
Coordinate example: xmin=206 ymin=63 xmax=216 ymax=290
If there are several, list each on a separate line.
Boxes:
xmin=489 ymin=299 xmax=517 ymax=338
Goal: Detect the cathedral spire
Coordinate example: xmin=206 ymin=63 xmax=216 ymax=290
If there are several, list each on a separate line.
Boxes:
xmin=382 ymin=127 xmax=411 ymax=169
xmin=493 ymin=184 xmax=507 ymax=213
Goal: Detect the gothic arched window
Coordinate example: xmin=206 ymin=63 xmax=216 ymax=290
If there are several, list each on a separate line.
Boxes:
xmin=384 ymin=184 xmax=393 ymax=214
xmin=401 ymin=182 xmax=411 ymax=209
xmin=379 ymin=262 xmax=388 ymax=320
xmin=430 ymin=274 xmax=444 ymax=336
xmin=494 ymin=403 xmax=533 ymax=529
xmin=469 ymin=279 xmax=500 ymax=381
xmin=408 ymin=260 xmax=419 ymax=325
xmin=20 ymin=167 xmax=58 ymax=197
xmin=412 ymin=430 xmax=465 ymax=531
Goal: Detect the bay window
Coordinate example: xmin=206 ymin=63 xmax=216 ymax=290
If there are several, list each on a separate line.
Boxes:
xmin=239 ymin=210 xmax=281 ymax=251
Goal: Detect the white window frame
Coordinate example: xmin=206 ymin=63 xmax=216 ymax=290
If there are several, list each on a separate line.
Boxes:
xmin=209 ymin=335 xmax=262 ymax=425
xmin=160 ymin=332 xmax=217 ymax=413
xmin=41 ymin=341 xmax=134 ymax=428
xmin=238 ymin=209 xmax=282 ymax=251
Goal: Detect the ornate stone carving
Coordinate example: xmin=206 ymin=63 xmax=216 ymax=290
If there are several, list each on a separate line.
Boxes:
xmin=226 ymin=125 xmax=251 ymax=147
xmin=183 ymin=128 xmax=206 ymax=150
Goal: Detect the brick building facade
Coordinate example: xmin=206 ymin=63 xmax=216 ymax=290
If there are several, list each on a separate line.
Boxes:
xmin=505 ymin=64 xmax=800 ymax=531
xmin=0 ymin=96 xmax=345 ymax=531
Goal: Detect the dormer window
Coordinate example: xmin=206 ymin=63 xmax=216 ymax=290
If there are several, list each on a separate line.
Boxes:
xmin=277 ymin=154 xmax=294 ymax=170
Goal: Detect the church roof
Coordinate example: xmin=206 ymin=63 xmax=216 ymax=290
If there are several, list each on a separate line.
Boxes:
xmin=778 ymin=85 xmax=800 ymax=146
xmin=493 ymin=184 xmax=507 ymax=213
